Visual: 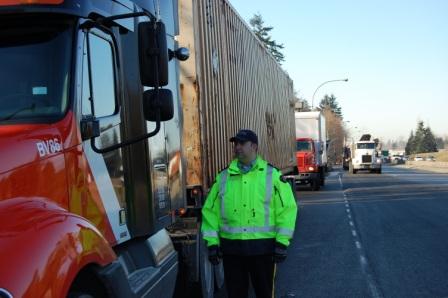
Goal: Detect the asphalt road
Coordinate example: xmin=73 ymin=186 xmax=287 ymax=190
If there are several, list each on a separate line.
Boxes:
xmin=275 ymin=165 xmax=448 ymax=298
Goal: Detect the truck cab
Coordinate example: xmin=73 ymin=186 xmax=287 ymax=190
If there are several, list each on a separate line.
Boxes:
xmin=0 ymin=1 xmax=190 ymax=297
xmin=295 ymin=137 xmax=325 ymax=190
xmin=351 ymin=141 xmax=382 ymax=174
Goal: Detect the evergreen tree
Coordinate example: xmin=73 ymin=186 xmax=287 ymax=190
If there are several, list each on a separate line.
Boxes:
xmin=405 ymin=121 xmax=438 ymax=154
xmin=319 ymin=94 xmax=342 ymax=118
xmin=249 ymin=14 xmax=285 ymax=63
xmin=422 ymin=127 xmax=438 ymax=153
xmin=413 ymin=121 xmax=425 ymax=153
xmin=405 ymin=131 xmax=415 ymax=155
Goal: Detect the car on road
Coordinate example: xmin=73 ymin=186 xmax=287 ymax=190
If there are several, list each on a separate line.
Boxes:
xmin=425 ymin=156 xmax=436 ymax=161
xmin=414 ymin=156 xmax=424 ymax=161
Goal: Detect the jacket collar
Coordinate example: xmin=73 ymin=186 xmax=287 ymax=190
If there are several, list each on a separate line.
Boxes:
xmin=228 ymin=155 xmax=267 ymax=174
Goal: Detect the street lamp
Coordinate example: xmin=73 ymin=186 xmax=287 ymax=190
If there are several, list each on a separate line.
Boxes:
xmin=311 ymin=78 xmax=348 ymax=109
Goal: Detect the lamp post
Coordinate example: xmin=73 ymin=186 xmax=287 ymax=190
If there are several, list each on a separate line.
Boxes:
xmin=311 ymin=78 xmax=348 ymax=109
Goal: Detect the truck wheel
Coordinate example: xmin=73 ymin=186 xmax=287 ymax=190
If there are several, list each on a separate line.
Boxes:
xmin=68 ymin=269 xmax=107 ymax=298
xmin=378 ymin=168 xmax=382 ymax=174
xmin=67 ymin=293 xmax=94 ymax=298
xmin=311 ymin=179 xmax=320 ymax=191
xmin=320 ymin=172 xmax=325 ymax=186
xmin=352 ymin=169 xmax=357 ymax=174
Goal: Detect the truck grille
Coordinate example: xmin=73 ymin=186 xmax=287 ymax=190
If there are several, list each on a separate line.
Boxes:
xmin=362 ymin=155 xmax=372 ymax=163
xmin=298 ymin=156 xmax=305 ymax=167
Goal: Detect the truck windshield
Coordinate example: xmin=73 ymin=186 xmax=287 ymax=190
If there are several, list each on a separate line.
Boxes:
xmin=357 ymin=143 xmax=375 ymax=149
xmin=0 ymin=17 xmax=74 ymax=123
xmin=297 ymin=141 xmax=312 ymax=152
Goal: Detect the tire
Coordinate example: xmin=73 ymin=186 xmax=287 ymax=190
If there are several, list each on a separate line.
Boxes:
xmin=67 ymin=293 xmax=94 ymax=298
xmin=68 ymin=270 xmax=107 ymax=298
xmin=352 ymin=169 xmax=357 ymax=174
xmin=378 ymin=168 xmax=382 ymax=174
xmin=320 ymin=172 xmax=325 ymax=186
xmin=311 ymin=179 xmax=320 ymax=191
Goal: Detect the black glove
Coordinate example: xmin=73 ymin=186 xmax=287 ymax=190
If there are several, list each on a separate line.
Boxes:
xmin=208 ymin=245 xmax=222 ymax=265
xmin=273 ymin=242 xmax=288 ymax=263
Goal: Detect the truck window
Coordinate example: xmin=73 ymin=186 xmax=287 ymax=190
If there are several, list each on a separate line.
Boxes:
xmin=82 ymin=31 xmax=117 ymax=118
xmin=0 ymin=18 xmax=73 ymax=123
xmin=297 ymin=140 xmax=313 ymax=152
xmin=357 ymin=143 xmax=375 ymax=149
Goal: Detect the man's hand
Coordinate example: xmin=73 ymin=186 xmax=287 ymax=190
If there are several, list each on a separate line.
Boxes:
xmin=274 ymin=242 xmax=288 ymax=263
xmin=208 ymin=245 xmax=222 ymax=265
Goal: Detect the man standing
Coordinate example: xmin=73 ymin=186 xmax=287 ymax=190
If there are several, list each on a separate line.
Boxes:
xmin=201 ymin=129 xmax=298 ymax=298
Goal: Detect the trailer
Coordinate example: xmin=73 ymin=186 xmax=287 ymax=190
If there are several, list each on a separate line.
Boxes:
xmin=172 ymin=0 xmax=297 ymax=295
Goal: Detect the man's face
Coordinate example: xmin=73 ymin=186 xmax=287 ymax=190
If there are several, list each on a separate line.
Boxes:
xmin=233 ymin=140 xmax=257 ymax=162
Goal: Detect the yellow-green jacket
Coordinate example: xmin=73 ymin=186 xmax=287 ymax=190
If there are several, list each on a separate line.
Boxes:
xmin=201 ymin=156 xmax=298 ymax=254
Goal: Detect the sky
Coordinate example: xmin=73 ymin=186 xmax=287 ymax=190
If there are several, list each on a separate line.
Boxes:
xmin=228 ymin=0 xmax=448 ymax=142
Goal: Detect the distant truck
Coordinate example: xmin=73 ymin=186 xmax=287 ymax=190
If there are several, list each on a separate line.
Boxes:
xmin=294 ymin=111 xmax=327 ymax=190
xmin=350 ymin=134 xmax=382 ymax=174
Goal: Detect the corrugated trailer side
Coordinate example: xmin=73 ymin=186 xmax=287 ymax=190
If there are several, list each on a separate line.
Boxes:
xmin=179 ymin=0 xmax=295 ymax=190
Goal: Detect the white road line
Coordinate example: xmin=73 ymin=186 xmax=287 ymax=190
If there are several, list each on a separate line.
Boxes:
xmin=359 ymin=255 xmax=382 ymax=298
xmin=349 ymin=221 xmax=354 ymax=226
xmin=348 ymin=214 xmax=352 ymax=219
xmin=355 ymin=241 xmax=361 ymax=249
xmin=352 ymin=230 xmax=357 ymax=237
xmin=346 ymin=208 xmax=351 ymax=213
xmin=360 ymin=255 xmax=367 ymax=265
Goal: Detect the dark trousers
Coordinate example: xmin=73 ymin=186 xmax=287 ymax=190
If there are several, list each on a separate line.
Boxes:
xmin=223 ymin=255 xmax=276 ymax=298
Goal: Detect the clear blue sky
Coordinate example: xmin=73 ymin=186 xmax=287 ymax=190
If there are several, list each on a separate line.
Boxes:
xmin=228 ymin=0 xmax=448 ymax=142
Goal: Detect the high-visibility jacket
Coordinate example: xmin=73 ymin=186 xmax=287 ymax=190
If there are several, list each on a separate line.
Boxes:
xmin=201 ymin=156 xmax=298 ymax=253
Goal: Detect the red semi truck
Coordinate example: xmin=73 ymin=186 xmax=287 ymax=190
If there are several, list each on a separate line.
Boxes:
xmin=294 ymin=111 xmax=327 ymax=191
xmin=0 ymin=1 xmax=190 ymax=297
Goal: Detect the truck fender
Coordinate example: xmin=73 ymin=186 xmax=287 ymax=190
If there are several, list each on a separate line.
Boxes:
xmin=0 ymin=197 xmax=117 ymax=298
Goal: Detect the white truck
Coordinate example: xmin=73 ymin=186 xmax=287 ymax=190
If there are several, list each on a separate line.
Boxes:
xmin=350 ymin=134 xmax=382 ymax=174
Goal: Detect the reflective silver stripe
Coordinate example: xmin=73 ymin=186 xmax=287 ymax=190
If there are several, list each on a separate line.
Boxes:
xmin=221 ymin=225 xmax=276 ymax=234
xmin=219 ymin=169 xmax=228 ymax=224
xmin=264 ymin=165 xmax=274 ymax=226
xmin=276 ymin=227 xmax=294 ymax=237
xmin=203 ymin=230 xmax=219 ymax=238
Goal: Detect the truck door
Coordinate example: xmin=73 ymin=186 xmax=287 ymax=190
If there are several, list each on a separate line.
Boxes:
xmin=80 ymin=27 xmax=130 ymax=244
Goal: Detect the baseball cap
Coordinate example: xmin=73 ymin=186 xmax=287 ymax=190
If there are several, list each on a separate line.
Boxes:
xmin=229 ymin=129 xmax=258 ymax=144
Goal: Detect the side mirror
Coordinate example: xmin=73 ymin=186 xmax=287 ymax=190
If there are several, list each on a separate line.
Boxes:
xmin=143 ymin=89 xmax=174 ymax=122
xmin=138 ymin=21 xmax=168 ymax=87
xmin=80 ymin=116 xmax=100 ymax=141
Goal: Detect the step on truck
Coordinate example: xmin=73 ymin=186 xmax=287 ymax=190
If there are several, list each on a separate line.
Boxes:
xmin=0 ymin=0 xmax=296 ymax=297
xmin=294 ymin=111 xmax=327 ymax=190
